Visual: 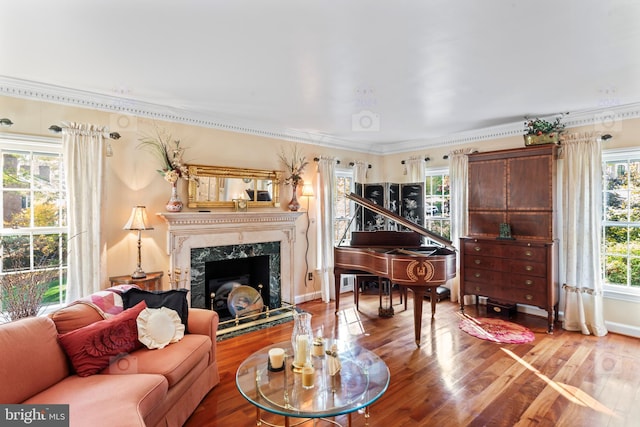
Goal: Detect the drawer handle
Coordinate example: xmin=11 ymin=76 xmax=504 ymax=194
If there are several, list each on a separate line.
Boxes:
xmin=474 ymin=286 xmax=481 ymax=292
xmin=525 ymin=265 xmax=533 ymax=271
xmin=525 ymin=294 xmax=533 ymax=301
xmin=525 ymin=279 xmax=533 ymax=286
xmin=474 ymin=246 xmax=481 ymax=252
xmin=525 ymin=250 xmax=533 ymax=257
xmin=474 ymin=259 xmax=481 ymax=265
xmin=474 ymin=273 xmax=481 ymax=278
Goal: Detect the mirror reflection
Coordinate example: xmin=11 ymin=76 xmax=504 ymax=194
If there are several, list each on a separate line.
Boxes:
xmin=187 ymin=165 xmax=282 ymax=209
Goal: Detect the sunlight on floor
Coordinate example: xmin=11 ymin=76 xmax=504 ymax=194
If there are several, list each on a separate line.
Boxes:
xmin=336 ymin=307 xmax=367 ymax=337
xmin=501 ymin=348 xmax=621 ymax=418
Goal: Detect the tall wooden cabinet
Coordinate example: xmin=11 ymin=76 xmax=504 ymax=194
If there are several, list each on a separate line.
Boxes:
xmin=460 ymin=145 xmax=558 ymax=332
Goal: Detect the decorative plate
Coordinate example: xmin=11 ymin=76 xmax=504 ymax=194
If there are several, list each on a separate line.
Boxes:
xmin=227 ymin=285 xmax=264 ymax=318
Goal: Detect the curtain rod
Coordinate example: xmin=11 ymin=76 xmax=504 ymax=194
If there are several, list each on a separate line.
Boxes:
xmin=48 ymin=125 xmax=121 ymax=140
xmin=400 ymin=157 xmax=430 ymax=164
xmin=313 ymin=157 xmax=340 ymax=164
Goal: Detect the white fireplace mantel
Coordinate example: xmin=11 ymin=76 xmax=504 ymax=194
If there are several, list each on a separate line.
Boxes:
xmin=157 ymin=211 xmax=303 ymax=305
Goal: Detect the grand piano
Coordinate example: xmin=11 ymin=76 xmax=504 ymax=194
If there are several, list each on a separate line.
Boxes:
xmin=334 ymin=193 xmax=457 ymax=346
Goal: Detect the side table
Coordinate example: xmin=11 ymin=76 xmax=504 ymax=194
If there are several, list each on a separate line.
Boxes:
xmin=109 ymin=271 xmax=163 ymax=291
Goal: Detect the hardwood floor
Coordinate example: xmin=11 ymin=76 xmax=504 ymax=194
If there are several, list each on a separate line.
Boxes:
xmin=185 ymin=290 xmax=640 ymax=427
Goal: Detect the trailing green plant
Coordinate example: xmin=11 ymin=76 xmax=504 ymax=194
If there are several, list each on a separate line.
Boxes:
xmin=524 ymin=117 xmax=565 ymax=135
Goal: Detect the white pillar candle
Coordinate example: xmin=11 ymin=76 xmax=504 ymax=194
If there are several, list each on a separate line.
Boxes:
xmin=268 ymin=347 xmax=285 ymax=369
xmin=295 ymin=335 xmax=308 ymax=366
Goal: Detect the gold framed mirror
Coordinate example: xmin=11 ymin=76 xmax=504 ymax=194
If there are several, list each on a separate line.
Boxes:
xmin=186 ymin=164 xmax=282 ymax=209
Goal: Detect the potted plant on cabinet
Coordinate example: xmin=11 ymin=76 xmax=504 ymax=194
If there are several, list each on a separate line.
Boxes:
xmin=524 ymin=116 xmax=565 ymax=146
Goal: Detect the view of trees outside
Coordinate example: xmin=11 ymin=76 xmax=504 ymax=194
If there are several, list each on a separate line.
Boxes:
xmin=425 ymin=173 xmax=451 ymax=239
xmin=1 ymin=147 xmax=67 ymax=315
xmin=334 ymin=171 xmax=354 ymax=244
xmin=603 ymin=156 xmax=640 ymax=288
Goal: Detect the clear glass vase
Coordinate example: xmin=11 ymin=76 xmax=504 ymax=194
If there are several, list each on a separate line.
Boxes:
xmin=291 ymin=311 xmax=313 ymax=368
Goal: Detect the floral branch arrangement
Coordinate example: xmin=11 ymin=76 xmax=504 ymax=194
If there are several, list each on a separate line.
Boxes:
xmin=138 ymin=128 xmax=196 ymax=185
xmin=278 ymin=145 xmax=309 ymax=187
xmin=524 ymin=116 xmax=566 ymax=136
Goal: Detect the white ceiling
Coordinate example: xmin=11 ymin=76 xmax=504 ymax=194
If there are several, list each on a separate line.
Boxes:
xmin=2 ymin=0 xmax=640 ymax=154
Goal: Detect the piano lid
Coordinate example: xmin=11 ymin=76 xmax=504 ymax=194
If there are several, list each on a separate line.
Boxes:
xmin=347 ymin=192 xmax=456 ymax=251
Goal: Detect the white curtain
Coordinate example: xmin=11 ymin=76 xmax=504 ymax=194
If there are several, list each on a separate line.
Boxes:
xmin=560 ymin=133 xmax=608 ymax=336
xmin=62 ymin=122 xmax=108 ymax=301
xmin=352 ymin=161 xmax=368 ymax=184
xmin=317 ymin=157 xmax=336 ymax=302
xmin=405 ymin=156 xmax=425 ymax=182
xmin=447 ymin=149 xmax=471 ymax=303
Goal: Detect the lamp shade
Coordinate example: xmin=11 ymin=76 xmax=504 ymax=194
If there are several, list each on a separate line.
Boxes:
xmin=123 ymin=206 xmax=154 ymax=231
xmin=301 ymin=183 xmax=314 ymax=198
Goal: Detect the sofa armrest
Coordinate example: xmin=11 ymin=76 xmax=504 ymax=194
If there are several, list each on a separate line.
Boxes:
xmin=187 ymin=308 xmax=219 ymax=363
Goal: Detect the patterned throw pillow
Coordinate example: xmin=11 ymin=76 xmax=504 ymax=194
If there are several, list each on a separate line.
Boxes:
xmin=57 ymin=301 xmax=147 ymax=377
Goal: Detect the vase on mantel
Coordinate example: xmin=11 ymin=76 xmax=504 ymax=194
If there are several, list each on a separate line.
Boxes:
xmin=166 ymin=182 xmax=183 ymax=212
xmin=288 ymin=182 xmax=300 ymax=212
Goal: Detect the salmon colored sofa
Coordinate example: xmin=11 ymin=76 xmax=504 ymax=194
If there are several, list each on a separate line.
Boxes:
xmin=0 ymin=290 xmax=220 ymax=427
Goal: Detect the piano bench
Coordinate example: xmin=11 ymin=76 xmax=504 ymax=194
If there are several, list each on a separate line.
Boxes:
xmin=424 ymin=286 xmax=451 ymax=302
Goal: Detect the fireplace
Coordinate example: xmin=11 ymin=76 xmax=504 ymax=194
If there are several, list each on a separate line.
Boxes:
xmin=190 ymin=242 xmax=280 ymax=321
xmin=158 ymin=211 xmax=302 ymax=332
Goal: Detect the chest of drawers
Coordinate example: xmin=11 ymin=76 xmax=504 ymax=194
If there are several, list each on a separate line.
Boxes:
xmin=460 ymin=237 xmax=558 ymax=332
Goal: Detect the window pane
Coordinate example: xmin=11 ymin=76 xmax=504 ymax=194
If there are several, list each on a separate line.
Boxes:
xmin=1 ymin=235 xmax=31 ymax=271
xmin=33 ymin=192 xmax=60 ymax=227
xmin=604 ymin=226 xmax=627 ymax=254
xmin=3 ymin=190 xmax=30 ymax=227
xmin=3 ymin=152 xmax=30 ymax=189
xmin=604 ymin=255 xmax=627 ymax=285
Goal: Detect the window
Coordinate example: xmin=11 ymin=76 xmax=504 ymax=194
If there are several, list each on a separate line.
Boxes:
xmin=1 ymin=136 xmax=67 ymax=317
xmin=334 ymin=169 xmax=355 ymax=244
xmin=425 ymin=168 xmax=451 ymax=239
xmin=602 ymin=149 xmax=640 ymax=292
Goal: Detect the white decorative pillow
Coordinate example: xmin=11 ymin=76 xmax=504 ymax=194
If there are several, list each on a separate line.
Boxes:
xmin=136 ymin=307 xmax=185 ymax=349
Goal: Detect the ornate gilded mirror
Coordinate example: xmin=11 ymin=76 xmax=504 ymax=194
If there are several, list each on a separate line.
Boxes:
xmin=186 ymin=164 xmax=282 ymax=209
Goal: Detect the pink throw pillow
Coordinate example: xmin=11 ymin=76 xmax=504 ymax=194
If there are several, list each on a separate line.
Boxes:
xmin=57 ymin=301 xmax=147 ymax=377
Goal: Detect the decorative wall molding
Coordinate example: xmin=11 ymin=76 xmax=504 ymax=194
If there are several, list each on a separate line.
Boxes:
xmin=3 ymin=75 xmax=640 ymax=155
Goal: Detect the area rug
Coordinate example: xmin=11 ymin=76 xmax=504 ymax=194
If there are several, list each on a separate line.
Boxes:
xmin=458 ymin=315 xmax=535 ymax=344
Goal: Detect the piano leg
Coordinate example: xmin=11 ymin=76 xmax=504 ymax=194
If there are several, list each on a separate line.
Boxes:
xmin=407 ymin=286 xmax=439 ymax=347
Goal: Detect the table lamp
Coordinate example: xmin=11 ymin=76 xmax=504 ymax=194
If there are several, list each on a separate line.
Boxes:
xmin=123 ymin=205 xmax=154 ymax=279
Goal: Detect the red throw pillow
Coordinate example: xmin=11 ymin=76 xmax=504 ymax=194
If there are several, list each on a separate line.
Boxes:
xmin=58 ymin=300 xmax=147 ymax=377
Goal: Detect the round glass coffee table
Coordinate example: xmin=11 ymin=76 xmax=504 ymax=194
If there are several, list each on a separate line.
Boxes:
xmin=236 ymin=340 xmax=389 ymax=426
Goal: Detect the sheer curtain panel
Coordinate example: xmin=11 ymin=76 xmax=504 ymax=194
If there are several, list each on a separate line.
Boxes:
xmin=560 ymin=133 xmax=607 ymax=336
xmin=62 ymin=122 xmax=108 ymax=301
xmin=317 ymin=157 xmax=336 ymax=302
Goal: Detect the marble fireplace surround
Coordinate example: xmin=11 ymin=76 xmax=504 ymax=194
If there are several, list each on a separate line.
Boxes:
xmin=158 ymin=211 xmax=303 ymax=308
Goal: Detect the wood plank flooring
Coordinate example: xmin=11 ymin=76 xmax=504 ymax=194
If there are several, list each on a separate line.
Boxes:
xmin=184 ymin=289 xmax=640 ymax=427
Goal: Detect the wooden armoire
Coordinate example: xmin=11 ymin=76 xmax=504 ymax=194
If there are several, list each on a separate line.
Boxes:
xmin=459 ymin=145 xmax=558 ymax=332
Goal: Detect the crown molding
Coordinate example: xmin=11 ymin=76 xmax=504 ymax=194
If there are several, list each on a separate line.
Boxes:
xmin=2 ymin=76 xmax=640 ymax=155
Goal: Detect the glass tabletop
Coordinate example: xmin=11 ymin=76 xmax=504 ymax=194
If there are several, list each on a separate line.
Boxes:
xmin=236 ymin=340 xmax=390 ymax=419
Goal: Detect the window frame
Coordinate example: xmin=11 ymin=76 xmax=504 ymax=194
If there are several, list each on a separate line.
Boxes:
xmin=424 ymin=166 xmax=451 ymax=240
xmin=0 ymin=134 xmax=68 ymax=313
xmin=601 ymin=147 xmax=640 ymax=303
xmin=333 ymin=167 xmax=355 ymax=245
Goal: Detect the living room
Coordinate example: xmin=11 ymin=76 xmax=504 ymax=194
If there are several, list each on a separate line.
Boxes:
xmin=2 ymin=1 xmax=640 ymax=426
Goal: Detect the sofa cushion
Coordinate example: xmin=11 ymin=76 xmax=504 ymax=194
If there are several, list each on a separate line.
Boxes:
xmin=107 ymin=334 xmax=211 ymax=387
xmin=0 ymin=316 xmax=70 ymax=403
xmin=50 ymin=302 xmax=106 ymax=334
xmin=137 ymin=307 xmax=185 ymax=349
xmin=57 ymin=301 xmax=147 ymax=377
xmin=24 ymin=373 xmax=168 ymax=427
xmin=122 ymin=288 xmax=189 ymax=332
